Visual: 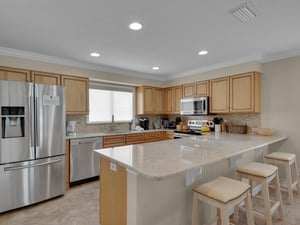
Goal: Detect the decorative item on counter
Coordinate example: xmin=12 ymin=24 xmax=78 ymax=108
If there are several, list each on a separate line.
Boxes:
xmin=213 ymin=117 xmax=223 ymax=132
xmin=256 ymin=128 xmax=274 ymax=136
xmin=227 ymin=123 xmax=247 ymax=134
xmin=200 ymin=126 xmax=210 ymax=132
xmin=175 ymin=117 xmax=182 ymax=124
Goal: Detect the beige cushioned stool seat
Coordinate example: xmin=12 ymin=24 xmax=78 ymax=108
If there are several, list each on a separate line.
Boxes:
xmin=264 ymin=152 xmax=296 ymax=161
xmin=193 ymin=176 xmax=250 ymax=203
xmin=236 ymin=162 xmax=277 ymax=178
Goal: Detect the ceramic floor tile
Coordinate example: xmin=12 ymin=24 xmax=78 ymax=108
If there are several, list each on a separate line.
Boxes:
xmin=1 ymin=179 xmax=300 ymax=225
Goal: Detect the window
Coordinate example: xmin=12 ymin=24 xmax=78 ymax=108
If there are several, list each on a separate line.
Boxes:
xmin=88 ymin=82 xmax=135 ymax=123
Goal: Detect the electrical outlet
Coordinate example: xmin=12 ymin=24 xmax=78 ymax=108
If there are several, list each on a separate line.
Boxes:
xmin=110 ymin=162 xmax=117 ymax=172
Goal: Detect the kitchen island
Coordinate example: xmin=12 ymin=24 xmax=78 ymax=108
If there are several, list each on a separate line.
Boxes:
xmin=95 ymin=133 xmax=287 ymax=225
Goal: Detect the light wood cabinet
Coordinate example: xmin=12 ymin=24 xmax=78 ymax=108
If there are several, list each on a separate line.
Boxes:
xmin=0 ymin=66 xmax=30 ymax=82
xmin=162 ymin=131 xmax=174 ymax=140
xmin=126 ymin=133 xmax=145 ymax=145
xmin=183 ymin=80 xmax=209 ymax=98
xmin=210 ymin=77 xmax=230 ymax=113
xmin=31 ymin=71 xmax=61 ymax=85
xmin=100 ymin=157 xmax=127 ymax=225
xmin=165 ymin=85 xmax=182 ymax=114
xmin=61 ymin=75 xmax=89 ymax=115
xmin=230 ymin=72 xmax=261 ymax=113
xmin=144 ymin=131 xmax=162 ymax=143
xmin=136 ymin=86 xmax=165 ymax=115
xmin=103 ymin=135 xmax=126 ymax=148
xmin=210 ymin=72 xmax=261 ymax=113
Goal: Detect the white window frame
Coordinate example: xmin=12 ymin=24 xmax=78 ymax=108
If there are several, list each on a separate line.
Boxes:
xmin=87 ymin=81 xmax=136 ymax=124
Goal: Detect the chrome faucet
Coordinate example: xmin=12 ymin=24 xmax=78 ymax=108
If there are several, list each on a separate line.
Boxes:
xmin=112 ymin=115 xmax=115 ymax=132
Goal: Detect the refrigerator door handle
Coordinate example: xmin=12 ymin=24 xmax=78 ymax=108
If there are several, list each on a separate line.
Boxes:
xmin=4 ymin=158 xmax=62 ymax=171
xmin=29 ymin=96 xmax=35 ymax=148
xmin=35 ymin=95 xmax=40 ymax=148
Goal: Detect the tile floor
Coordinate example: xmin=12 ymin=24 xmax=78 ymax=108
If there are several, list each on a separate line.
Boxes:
xmin=0 ymin=180 xmax=300 ymax=225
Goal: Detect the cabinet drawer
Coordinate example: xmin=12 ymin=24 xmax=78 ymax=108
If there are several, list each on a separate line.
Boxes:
xmin=126 ymin=133 xmax=145 ymax=144
xmin=144 ymin=132 xmax=162 ymax=142
xmin=163 ymin=131 xmax=174 ymax=140
xmin=103 ymin=135 xmax=126 ymax=148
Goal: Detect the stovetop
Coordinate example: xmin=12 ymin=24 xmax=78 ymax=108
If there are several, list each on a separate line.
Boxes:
xmin=174 ymin=129 xmax=202 ymax=135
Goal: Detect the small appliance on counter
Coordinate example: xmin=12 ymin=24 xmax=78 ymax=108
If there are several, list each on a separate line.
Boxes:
xmin=161 ymin=117 xmax=169 ymax=129
xmin=139 ymin=117 xmax=149 ymax=130
xmin=67 ymin=120 xmax=77 ymax=136
xmin=168 ymin=121 xmax=176 ymax=129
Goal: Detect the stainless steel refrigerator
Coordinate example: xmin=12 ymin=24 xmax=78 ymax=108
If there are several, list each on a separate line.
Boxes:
xmin=0 ymin=80 xmax=65 ymax=213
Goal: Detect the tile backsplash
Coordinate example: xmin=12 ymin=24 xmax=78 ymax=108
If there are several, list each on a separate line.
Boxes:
xmin=67 ymin=113 xmax=260 ymax=134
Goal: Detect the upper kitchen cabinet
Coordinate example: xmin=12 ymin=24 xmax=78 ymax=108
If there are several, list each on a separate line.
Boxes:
xmin=61 ymin=75 xmax=89 ymax=115
xmin=209 ymin=72 xmax=261 ymax=114
xmin=165 ymin=85 xmax=182 ymax=114
xmin=230 ymin=72 xmax=261 ymax=113
xmin=0 ymin=66 xmax=30 ymax=82
xmin=31 ymin=71 xmax=61 ymax=85
xmin=136 ymin=86 xmax=164 ymax=115
xmin=183 ymin=80 xmax=209 ymax=98
xmin=210 ymin=77 xmax=230 ymax=113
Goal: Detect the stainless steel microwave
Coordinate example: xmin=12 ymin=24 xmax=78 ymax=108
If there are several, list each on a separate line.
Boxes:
xmin=180 ymin=97 xmax=209 ymax=115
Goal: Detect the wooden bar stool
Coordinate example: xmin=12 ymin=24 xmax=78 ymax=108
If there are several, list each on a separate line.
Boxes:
xmin=192 ymin=176 xmax=254 ymax=225
xmin=264 ymin=152 xmax=300 ymax=204
xmin=236 ymin=162 xmax=285 ymax=225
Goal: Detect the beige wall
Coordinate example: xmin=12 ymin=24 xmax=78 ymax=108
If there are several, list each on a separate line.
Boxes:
xmin=164 ymin=61 xmax=262 ymax=87
xmin=262 ymin=56 xmax=300 ymax=163
xmin=0 ymin=55 xmax=164 ymax=87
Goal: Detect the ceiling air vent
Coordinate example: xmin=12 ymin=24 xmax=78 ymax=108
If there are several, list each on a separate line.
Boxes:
xmin=231 ymin=4 xmax=256 ymax=22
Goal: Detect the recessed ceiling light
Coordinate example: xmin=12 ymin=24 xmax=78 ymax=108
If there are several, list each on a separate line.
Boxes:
xmin=152 ymin=66 xmax=160 ymax=70
xmin=198 ymin=50 xmax=208 ymax=56
xmin=129 ymin=22 xmax=143 ymax=31
xmin=90 ymin=52 xmax=100 ymax=57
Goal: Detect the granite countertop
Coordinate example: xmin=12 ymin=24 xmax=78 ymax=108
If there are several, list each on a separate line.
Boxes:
xmin=66 ymin=129 xmax=170 ymax=139
xmin=94 ymin=133 xmax=287 ymax=179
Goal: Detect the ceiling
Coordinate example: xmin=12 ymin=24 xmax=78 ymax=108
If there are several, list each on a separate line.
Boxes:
xmin=1 ymin=0 xmax=300 ymax=81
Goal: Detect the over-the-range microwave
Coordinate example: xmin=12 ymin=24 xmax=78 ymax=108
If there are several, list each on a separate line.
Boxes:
xmin=180 ymin=96 xmax=209 ymax=115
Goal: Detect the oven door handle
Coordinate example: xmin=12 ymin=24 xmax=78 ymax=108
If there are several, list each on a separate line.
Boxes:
xmin=4 ymin=158 xmax=62 ymax=171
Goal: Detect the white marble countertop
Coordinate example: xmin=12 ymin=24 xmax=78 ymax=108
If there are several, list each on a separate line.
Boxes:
xmin=66 ymin=129 xmax=169 ymax=139
xmin=95 ymin=133 xmax=287 ymax=179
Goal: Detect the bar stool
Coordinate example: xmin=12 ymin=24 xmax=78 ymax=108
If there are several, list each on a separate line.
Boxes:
xmin=264 ymin=152 xmax=300 ymax=204
xmin=192 ymin=176 xmax=254 ymax=225
xmin=236 ymin=162 xmax=284 ymax=225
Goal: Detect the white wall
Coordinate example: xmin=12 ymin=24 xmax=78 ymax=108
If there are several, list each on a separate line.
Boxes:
xmin=262 ymin=56 xmax=300 ymax=163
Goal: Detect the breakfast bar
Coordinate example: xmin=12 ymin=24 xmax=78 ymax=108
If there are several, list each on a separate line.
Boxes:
xmin=95 ymin=133 xmax=287 ymax=225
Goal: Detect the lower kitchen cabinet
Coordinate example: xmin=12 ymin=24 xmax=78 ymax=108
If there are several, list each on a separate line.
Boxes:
xmin=126 ymin=133 xmax=145 ymax=144
xmin=103 ymin=135 xmax=126 ymax=148
xmin=100 ymin=157 xmax=127 ymax=225
xmin=144 ymin=132 xmax=162 ymax=143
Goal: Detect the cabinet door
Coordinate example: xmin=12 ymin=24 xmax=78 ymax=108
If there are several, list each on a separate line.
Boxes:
xmin=31 ymin=71 xmax=61 ymax=85
xmin=153 ymin=88 xmax=164 ymax=114
xmin=61 ymin=75 xmax=89 ymax=115
xmin=103 ymin=135 xmax=126 ymax=148
xmin=210 ymin=77 xmax=230 ymax=113
xmin=182 ymin=83 xmax=195 ymax=98
xmin=230 ymin=72 xmax=261 ymax=113
xmin=143 ymin=86 xmax=154 ymax=113
xmin=165 ymin=88 xmax=173 ymax=114
xmin=195 ymin=80 xmax=209 ymax=97
xmin=126 ymin=133 xmax=144 ymax=144
xmin=0 ymin=66 xmax=30 ymax=82
xmin=174 ymin=86 xmax=183 ymax=113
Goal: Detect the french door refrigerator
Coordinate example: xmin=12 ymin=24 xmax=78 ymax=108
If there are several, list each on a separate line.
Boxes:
xmin=0 ymin=80 xmax=65 ymax=213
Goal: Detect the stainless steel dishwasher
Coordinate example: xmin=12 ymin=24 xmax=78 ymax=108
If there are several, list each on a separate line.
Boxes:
xmin=70 ymin=137 xmax=103 ymax=183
